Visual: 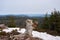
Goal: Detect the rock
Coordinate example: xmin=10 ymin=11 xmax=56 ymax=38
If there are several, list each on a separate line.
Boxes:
xmin=25 ymin=37 xmax=43 ymax=40
xmin=34 ymin=37 xmax=43 ymax=40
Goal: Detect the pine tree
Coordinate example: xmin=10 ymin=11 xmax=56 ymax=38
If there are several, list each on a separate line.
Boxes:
xmin=42 ymin=13 xmax=49 ymax=29
xmin=8 ymin=16 xmax=16 ymax=27
xmin=49 ymin=10 xmax=60 ymax=33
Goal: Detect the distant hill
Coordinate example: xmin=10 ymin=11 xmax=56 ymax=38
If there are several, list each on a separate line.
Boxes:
xmin=0 ymin=14 xmax=50 ymax=17
xmin=0 ymin=14 xmax=45 ymax=28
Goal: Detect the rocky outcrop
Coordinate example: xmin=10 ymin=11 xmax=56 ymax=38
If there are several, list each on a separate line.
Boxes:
xmin=9 ymin=33 xmax=42 ymax=40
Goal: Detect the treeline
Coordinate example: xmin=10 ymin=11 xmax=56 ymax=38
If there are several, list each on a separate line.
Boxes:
xmin=0 ymin=15 xmax=28 ymax=27
xmin=0 ymin=15 xmax=43 ymax=28
xmin=37 ymin=10 xmax=60 ymax=35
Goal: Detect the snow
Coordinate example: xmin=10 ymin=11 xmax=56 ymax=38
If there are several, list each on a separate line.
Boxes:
xmin=32 ymin=31 xmax=60 ymax=40
xmin=18 ymin=28 xmax=26 ymax=33
xmin=3 ymin=28 xmax=20 ymax=32
xmin=2 ymin=28 xmax=60 ymax=40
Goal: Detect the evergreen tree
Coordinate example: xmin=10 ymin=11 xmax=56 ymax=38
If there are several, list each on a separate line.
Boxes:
xmin=42 ymin=13 xmax=49 ymax=29
xmin=42 ymin=10 xmax=60 ymax=33
xmin=8 ymin=16 xmax=16 ymax=27
xmin=49 ymin=10 xmax=60 ymax=33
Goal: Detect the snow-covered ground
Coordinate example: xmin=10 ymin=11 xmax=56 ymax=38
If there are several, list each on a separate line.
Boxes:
xmin=3 ymin=28 xmax=60 ymax=40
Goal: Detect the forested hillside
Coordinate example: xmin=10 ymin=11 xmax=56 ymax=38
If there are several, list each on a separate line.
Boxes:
xmin=0 ymin=15 xmax=44 ymax=28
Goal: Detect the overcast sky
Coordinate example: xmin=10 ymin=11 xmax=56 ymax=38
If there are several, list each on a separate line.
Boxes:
xmin=0 ymin=0 xmax=60 ymax=15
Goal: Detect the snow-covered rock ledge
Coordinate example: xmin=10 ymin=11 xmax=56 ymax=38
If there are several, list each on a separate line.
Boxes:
xmin=2 ymin=28 xmax=60 ymax=40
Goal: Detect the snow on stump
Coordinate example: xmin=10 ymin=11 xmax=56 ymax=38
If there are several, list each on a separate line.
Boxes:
xmin=25 ymin=19 xmax=38 ymax=37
